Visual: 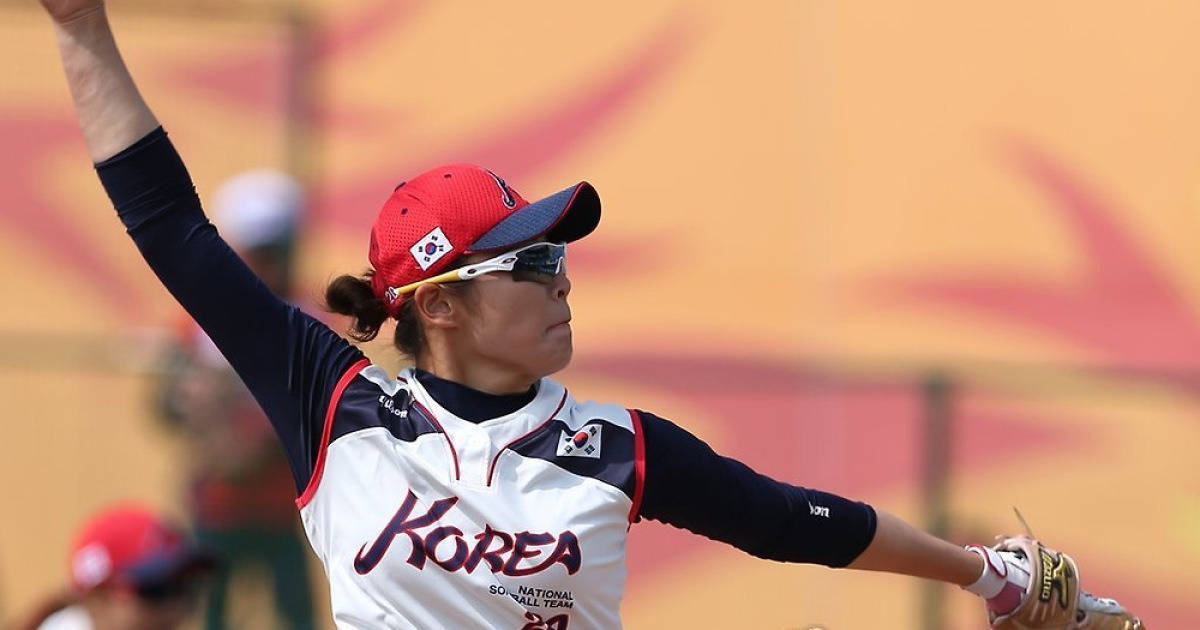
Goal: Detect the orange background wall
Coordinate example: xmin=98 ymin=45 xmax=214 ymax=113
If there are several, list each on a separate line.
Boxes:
xmin=1 ymin=1 xmax=1196 ymax=628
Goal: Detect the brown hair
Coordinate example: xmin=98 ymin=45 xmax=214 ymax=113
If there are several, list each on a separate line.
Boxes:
xmin=324 ymin=271 xmax=473 ymax=360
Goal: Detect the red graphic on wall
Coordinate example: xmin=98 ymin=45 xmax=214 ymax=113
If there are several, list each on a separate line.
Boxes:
xmin=0 ymin=0 xmax=695 ymax=321
xmin=882 ymin=139 xmax=1200 ymax=377
xmin=164 ymin=0 xmax=698 ymax=232
xmin=0 ymin=115 xmax=149 ymax=320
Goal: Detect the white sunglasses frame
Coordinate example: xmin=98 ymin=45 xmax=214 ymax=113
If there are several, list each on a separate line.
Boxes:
xmin=389 ymin=242 xmax=565 ymax=296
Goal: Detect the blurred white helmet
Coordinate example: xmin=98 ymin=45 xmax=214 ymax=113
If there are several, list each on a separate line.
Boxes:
xmin=213 ymin=168 xmax=304 ymax=250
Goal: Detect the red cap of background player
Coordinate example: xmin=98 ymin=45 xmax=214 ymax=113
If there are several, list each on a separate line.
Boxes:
xmin=369 ymin=164 xmax=601 ymax=317
xmin=68 ymin=503 xmax=214 ymax=592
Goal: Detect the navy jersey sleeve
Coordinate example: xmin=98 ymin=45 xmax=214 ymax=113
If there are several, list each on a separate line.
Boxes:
xmin=94 ymin=128 xmax=365 ymax=495
xmin=635 ymin=410 xmax=877 ymax=567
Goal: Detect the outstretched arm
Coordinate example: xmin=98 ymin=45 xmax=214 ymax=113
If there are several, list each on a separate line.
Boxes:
xmin=637 ymin=411 xmax=1036 ymax=622
xmin=42 ymin=0 xmax=157 ymax=162
xmin=849 ymin=509 xmax=982 ymax=584
xmin=847 ymin=502 xmax=1147 ymax=630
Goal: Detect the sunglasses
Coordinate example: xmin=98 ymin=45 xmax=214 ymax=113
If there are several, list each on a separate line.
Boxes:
xmin=132 ymin=579 xmax=197 ymax=604
xmin=392 ymin=242 xmax=566 ymax=296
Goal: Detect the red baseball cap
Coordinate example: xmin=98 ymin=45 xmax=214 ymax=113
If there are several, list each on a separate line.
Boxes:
xmin=68 ymin=503 xmax=213 ymax=592
xmin=368 ymin=164 xmax=601 ymax=316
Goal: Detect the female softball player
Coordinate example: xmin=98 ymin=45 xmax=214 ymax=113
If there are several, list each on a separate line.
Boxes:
xmin=37 ymin=0 xmax=1142 ymax=628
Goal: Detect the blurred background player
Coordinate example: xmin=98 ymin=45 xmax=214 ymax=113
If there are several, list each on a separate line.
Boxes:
xmin=155 ymin=169 xmax=316 ymax=630
xmin=16 ymin=502 xmax=213 ymax=630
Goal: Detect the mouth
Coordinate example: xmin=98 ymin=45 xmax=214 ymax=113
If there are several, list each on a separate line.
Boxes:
xmin=549 ymin=318 xmax=572 ymax=331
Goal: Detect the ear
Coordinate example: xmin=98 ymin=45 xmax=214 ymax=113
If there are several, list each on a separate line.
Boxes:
xmin=412 ymin=284 xmax=460 ymax=330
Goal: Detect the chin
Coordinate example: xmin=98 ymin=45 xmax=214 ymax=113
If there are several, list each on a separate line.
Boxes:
xmin=542 ymin=345 xmax=574 ymax=377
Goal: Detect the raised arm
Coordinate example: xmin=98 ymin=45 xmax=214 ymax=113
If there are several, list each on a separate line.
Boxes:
xmin=38 ymin=0 xmax=368 ymax=497
xmin=42 ymin=0 xmax=157 ymax=162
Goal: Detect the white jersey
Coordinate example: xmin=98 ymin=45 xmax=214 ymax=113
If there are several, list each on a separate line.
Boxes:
xmin=298 ymin=363 xmax=643 ymax=630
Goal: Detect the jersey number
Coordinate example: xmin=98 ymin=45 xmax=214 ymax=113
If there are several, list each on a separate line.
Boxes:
xmin=520 ymin=612 xmax=569 ymax=630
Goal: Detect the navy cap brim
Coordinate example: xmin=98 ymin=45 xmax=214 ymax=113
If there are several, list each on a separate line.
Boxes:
xmin=468 ymin=182 xmax=600 ymax=252
xmin=124 ymin=546 xmax=216 ymax=586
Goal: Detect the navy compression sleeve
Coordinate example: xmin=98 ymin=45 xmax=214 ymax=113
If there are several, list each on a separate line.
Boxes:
xmin=636 ymin=411 xmax=877 ymax=567
xmin=95 ymin=128 xmax=364 ymax=494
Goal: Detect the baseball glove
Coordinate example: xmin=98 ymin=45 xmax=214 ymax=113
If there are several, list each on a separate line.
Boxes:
xmin=988 ymin=536 xmax=1145 ymax=630
xmin=989 ymin=536 xmax=1079 ymax=630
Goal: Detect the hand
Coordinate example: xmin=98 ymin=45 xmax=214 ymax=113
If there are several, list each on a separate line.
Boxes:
xmin=39 ymin=0 xmax=103 ymax=24
xmin=1076 ymin=591 xmax=1146 ymax=630
xmin=984 ymin=535 xmax=1079 ymax=630
xmin=980 ymin=535 xmax=1147 ymax=630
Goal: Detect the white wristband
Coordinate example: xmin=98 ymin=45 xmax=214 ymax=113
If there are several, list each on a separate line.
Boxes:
xmin=963 ymin=544 xmax=1009 ymax=599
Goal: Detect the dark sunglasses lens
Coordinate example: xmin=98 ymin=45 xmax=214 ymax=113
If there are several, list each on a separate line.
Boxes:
xmin=512 ymin=244 xmax=565 ymax=281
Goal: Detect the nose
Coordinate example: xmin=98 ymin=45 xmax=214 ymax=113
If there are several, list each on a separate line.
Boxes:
xmin=552 ymin=271 xmax=571 ymax=300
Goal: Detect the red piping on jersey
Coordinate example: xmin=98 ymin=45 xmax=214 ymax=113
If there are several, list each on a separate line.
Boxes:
xmin=485 ymin=389 xmax=569 ymax=486
xmin=627 ymin=409 xmax=646 ymax=523
xmin=414 ymin=401 xmax=461 ymax=481
xmin=297 ymin=358 xmax=371 ymax=509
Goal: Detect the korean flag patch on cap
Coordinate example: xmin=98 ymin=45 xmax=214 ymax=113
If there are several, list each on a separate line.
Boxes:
xmin=557 ymin=424 xmax=602 ymax=459
xmin=411 ymin=227 xmax=453 ymax=270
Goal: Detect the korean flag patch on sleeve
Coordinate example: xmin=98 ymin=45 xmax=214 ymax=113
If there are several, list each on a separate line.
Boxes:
xmin=557 ymin=423 xmax=602 ymax=459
